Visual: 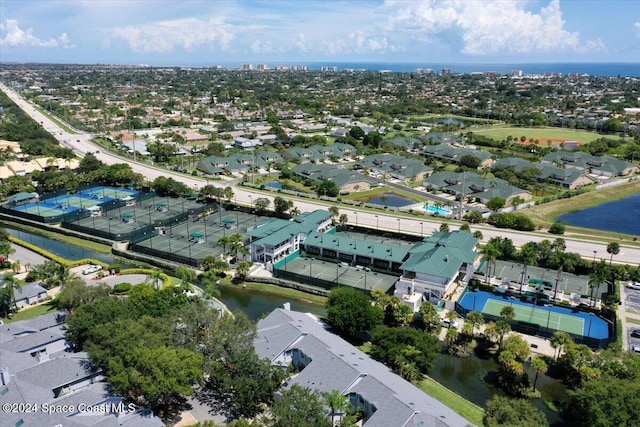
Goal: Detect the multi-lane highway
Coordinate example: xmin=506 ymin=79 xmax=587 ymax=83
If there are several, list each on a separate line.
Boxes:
xmin=2 ymin=82 xmax=639 ymax=264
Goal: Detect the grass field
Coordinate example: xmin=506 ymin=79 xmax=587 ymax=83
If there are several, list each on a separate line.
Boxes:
xmin=471 ymin=126 xmax=620 ymax=145
xmin=343 ymin=186 xmax=424 ymax=204
xmin=418 ymin=375 xmax=484 ymax=426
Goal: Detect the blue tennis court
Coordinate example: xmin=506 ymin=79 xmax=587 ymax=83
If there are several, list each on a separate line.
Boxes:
xmin=460 ymin=291 xmax=609 ymax=339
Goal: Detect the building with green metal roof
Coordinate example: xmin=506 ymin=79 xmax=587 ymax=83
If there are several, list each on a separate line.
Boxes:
xmin=248 ymin=210 xmax=333 ymax=264
xmin=394 ymin=231 xmax=479 ymax=308
xmin=542 ymin=151 xmax=638 ymax=177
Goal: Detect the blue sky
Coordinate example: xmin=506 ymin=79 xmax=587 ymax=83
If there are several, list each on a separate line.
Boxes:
xmin=1 ymin=0 xmax=639 ymax=65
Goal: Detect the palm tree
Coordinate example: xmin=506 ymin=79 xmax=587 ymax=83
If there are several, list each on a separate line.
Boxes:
xmin=518 ymin=243 xmax=539 ymax=293
xmin=324 ymin=389 xmax=350 ymax=426
xmin=484 ymin=321 xmax=499 ymax=345
xmin=289 ymin=206 xmax=301 ymax=217
xmin=606 ymin=242 xmax=620 ymax=265
xmin=550 ymin=331 xmax=572 ymax=360
xmin=531 ymin=356 xmax=548 ymax=392
xmin=445 ymin=327 xmax=459 ymax=350
xmin=148 ymin=268 xmax=163 ymax=289
xmin=466 ymin=311 xmax=484 ymax=336
xmin=328 ymin=206 xmax=339 ymax=224
xmin=496 ymin=319 xmax=511 ymax=350
xmin=419 ymin=302 xmax=439 ymax=331
xmin=500 ymin=305 xmax=516 ymax=323
xmin=481 ymin=243 xmax=499 ymax=284
xmin=339 ymin=213 xmax=349 ymax=231
xmin=588 ymin=261 xmax=607 ymax=308
xmin=1 ymin=273 xmax=22 ymax=315
xmin=445 ymin=310 xmax=459 ymax=325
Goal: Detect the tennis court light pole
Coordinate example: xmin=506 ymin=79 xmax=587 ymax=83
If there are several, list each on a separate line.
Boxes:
xmin=554 ymin=272 xmax=561 ymax=302
xmin=587 ymin=313 xmax=594 ymax=338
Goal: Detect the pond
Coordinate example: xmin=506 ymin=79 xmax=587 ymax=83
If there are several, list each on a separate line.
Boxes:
xmin=6 ymin=228 xmax=130 ymax=267
xmin=367 ymin=193 xmax=414 ymax=207
xmin=5 ymin=227 xmax=324 ymax=321
xmin=431 ymin=352 xmax=567 ymax=426
xmin=218 ymin=285 xmax=325 ymax=321
xmin=557 ymin=193 xmax=640 ymax=236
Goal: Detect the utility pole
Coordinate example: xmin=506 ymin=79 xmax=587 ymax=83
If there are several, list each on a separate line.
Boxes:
xmin=458 ymin=171 xmax=466 ymax=220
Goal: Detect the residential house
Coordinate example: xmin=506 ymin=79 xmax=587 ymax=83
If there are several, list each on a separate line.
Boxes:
xmin=424 ymin=171 xmax=531 ymax=205
xmin=493 ymin=157 xmax=598 ymax=189
xmin=292 ymin=163 xmax=376 ymax=193
xmin=0 ymin=312 xmax=163 ymax=427
xmin=12 ymin=283 xmax=48 ymax=309
xmin=542 ymin=151 xmax=639 ymax=177
xmin=423 ymin=144 xmax=495 ymax=169
xmin=254 ymin=307 xmax=472 ymax=427
xmin=357 ymin=154 xmax=433 ymax=182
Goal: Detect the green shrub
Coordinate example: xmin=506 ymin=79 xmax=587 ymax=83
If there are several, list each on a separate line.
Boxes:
xmin=112 ymin=283 xmax=132 ymax=294
xmin=549 ymin=221 xmax=566 ymax=235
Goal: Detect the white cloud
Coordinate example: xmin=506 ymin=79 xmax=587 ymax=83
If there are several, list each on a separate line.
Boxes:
xmin=635 ymin=22 xmax=640 ymax=38
xmin=0 ymin=19 xmax=73 ymax=48
xmin=382 ymin=0 xmax=601 ymax=55
xmin=112 ymin=17 xmax=236 ymax=53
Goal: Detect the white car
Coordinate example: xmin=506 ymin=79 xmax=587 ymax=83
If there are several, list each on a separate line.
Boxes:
xmin=626 ymin=282 xmax=640 ymax=290
xmin=82 ymin=265 xmax=103 ymax=275
xmin=440 ymin=318 xmax=460 ymax=328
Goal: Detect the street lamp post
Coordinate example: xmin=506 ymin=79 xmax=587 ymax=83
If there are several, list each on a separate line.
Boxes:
xmin=420 ymin=222 xmax=423 ymax=237
xmin=554 ymin=271 xmax=561 ymax=302
xmin=397 ymin=218 xmax=400 ymax=233
xmin=593 ymin=250 xmax=597 ymax=263
xmin=355 ymin=212 xmax=358 ymax=228
xmin=375 ymin=215 xmax=379 ymax=231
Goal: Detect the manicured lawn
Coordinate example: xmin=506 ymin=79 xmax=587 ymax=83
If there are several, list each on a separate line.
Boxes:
xmin=342 ymin=186 xmax=424 ymax=203
xmin=4 ymin=301 xmax=58 ymax=323
xmin=418 ymin=375 xmax=485 ymax=426
xmin=471 ymin=126 xmax=619 ymax=145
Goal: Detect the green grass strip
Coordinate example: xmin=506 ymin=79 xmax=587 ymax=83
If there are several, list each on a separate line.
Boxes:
xmin=5 ymin=301 xmax=58 ymax=323
xmin=418 ymin=375 xmax=485 ymax=426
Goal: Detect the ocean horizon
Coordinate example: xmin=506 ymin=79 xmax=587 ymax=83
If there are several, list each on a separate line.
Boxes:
xmin=201 ymin=61 xmax=640 ymax=77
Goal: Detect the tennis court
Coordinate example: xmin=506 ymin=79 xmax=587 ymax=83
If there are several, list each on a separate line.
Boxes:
xmin=132 ymin=209 xmax=259 ymax=267
xmin=79 ymin=186 xmax=138 ymax=200
xmin=277 ymin=257 xmax=398 ymax=292
xmin=15 ymin=203 xmax=75 ymax=217
xmin=460 ymin=291 xmax=609 ymax=339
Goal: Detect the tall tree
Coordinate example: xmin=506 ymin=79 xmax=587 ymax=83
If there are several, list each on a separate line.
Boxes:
xmin=484 ymin=396 xmax=549 ymax=427
xmin=326 ymin=287 xmax=383 ymax=339
xmin=606 ymin=242 xmax=620 ymax=265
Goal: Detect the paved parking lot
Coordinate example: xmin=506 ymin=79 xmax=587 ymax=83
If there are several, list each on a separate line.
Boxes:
xmin=624 ymin=286 xmax=640 ymax=313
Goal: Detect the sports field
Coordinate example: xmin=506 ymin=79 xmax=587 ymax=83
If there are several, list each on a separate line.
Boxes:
xmin=471 ymin=126 xmax=620 ymax=146
xmin=460 ymin=291 xmax=609 ymax=339
xmin=78 ymin=186 xmax=137 ymax=200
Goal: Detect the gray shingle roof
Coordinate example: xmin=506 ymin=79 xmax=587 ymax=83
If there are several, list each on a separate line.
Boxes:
xmin=256 ymin=309 xmax=474 ymax=427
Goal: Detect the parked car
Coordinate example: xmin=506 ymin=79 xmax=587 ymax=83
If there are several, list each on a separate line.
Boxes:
xmin=626 ymin=282 xmax=640 ymax=290
xmin=82 ymin=265 xmax=103 ymax=275
xmin=632 ymin=346 xmax=640 ymax=354
xmin=631 ymin=329 xmax=640 ymax=338
xmin=440 ymin=318 xmax=460 ymax=329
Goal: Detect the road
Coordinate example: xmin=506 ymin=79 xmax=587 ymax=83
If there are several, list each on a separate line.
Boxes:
xmin=2 ymin=82 xmax=640 ymax=264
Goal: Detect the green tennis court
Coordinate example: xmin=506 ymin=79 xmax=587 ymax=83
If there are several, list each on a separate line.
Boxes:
xmin=483 ymin=298 xmax=584 ymax=335
xmin=17 ymin=205 xmax=66 ymax=217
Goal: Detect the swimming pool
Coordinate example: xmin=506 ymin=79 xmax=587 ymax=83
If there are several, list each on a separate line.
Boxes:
xmin=425 ymin=204 xmax=451 ymax=215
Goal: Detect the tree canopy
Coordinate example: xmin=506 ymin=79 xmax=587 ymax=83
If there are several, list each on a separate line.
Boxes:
xmin=325 ymin=287 xmax=383 ymax=339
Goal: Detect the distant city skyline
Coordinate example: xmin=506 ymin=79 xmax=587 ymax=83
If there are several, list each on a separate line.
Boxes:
xmin=1 ymin=0 xmax=639 ymax=66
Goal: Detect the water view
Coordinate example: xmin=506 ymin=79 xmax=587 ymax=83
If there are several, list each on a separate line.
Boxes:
xmin=430 ymin=353 xmax=567 ymax=426
xmin=557 ymin=193 xmax=640 ymax=235
xmin=367 ymin=193 xmax=414 ymax=207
